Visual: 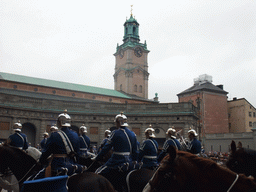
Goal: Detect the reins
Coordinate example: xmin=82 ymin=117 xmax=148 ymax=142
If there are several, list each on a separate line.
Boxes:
xmin=149 ymin=154 xmax=241 ymax=192
xmin=227 ymin=174 xmax=239 ymax=192
xmin=0 ymin=161 xmax=37 ymax=186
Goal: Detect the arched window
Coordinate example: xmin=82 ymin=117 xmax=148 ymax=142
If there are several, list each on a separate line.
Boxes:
xmin=134 ymin=85 xmax=137 ymax=92
xmin=133 ymin=27 xmax=136 ymax=35
xmin=120 ymin=84 xmax=122 ymax=91
xmin=139 ymin=85 xmax=142 ymax=93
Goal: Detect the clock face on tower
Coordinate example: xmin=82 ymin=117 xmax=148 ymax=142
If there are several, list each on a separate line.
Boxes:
xmin=134 ymin=47 xmax=143 ymax=57
xmin=119 ymin=49 xmax=124 ymax=59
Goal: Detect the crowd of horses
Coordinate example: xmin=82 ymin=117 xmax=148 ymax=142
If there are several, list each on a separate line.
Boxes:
xmin=0 ymin=140 xmax=256 ymax=192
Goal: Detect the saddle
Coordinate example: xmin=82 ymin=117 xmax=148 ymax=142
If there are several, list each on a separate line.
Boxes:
xmin=45 ymin=154 xmax=68 ymax=177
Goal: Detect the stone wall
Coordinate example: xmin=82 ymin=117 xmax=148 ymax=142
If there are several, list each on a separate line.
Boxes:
xmin=204 ymin=123 xmax=256 ymax=152
xmin=0 ymin=91 xmax=198 ymax=147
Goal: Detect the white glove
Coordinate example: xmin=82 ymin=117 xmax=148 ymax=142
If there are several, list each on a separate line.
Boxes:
xmin=91 ymin=156 xmax=97 ymax=161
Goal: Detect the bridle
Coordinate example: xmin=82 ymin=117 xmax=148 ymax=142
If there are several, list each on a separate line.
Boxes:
xmin=149 ymin=157 xmax=240 ymax=192
xmin=149 ymin=161 xmax=176 ymax=192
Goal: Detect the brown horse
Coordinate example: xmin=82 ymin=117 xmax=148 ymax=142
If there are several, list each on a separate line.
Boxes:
xmin=0 ymin=144 xmax=115 ymax=192
xmin=226 ymin=140 xmax=256 ymax=178
xmin=143 ymin=146 xmax=256 ymax=192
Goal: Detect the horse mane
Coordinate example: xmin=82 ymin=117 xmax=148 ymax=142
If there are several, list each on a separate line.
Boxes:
xmin=162 ymin=150 xmax=218 ymax=171
xmin=243 ymin=148 xmax=256 ymax=156
xmin=156 ymin=148 xmax=256 ymax=192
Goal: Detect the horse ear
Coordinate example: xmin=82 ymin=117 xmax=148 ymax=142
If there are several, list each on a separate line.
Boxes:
xmin=168 ymin=145 xmax=177 ymax=162
xmin=231 ymin=140 xmax=236 ymax=154
xmin=237 ymin=141 xmax=242 ymax=149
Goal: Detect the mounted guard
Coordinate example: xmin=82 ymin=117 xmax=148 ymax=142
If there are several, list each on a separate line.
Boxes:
xmin=34 ymin=110 xmax=87 ymax=179
xmin=40 ymin=132 xmax=49 ymax=151
xmin=78 ymin=124 xmax=91 ymax=158
xmin=158 ymin=126 xmax=181 ymax=163
xmin=92 ymin=112 xmax=138 ymax=191
xmin=97 ymin=129 xmax=111 ymax=153
xmin=6 ymin=121 xmax=29 ymax=150
xmin=177 ymin=127 xmax=201 ymax=155
xmin=138 ymin=125 xmax=159 ymax=170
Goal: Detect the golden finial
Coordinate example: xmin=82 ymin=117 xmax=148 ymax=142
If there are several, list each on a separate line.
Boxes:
xmin=130 ymin=5 xmax=133 ymax=16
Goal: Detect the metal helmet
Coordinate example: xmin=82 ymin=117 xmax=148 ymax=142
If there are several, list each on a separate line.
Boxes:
xmin=145 ymin=125 xmax=156 ymax=138
xmin=80 ymin=124 xmax=87 ymax=133
xmin=105 ymin=129 xmax=111 ymax=137
xmin=57 ymin=109 xmax=71 ymax=128
xmin=114 ymin=112 xmax=128 ymax=127
xmin=166 ymin=127 xmax=176 ymax=136
xmin=13 ymin=121 xmax=22 ymax=132
xmin=43 ymin=132 xmax=49 ymax=136
xmin=50 ymin=125 xmax=58 ymax=131
xmin=188 ymin=128 xmax=198 ymax=137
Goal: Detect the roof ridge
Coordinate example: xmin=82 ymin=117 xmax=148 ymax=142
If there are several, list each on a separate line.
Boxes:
xmin=0 ymin=72 xmax=131 ymax=99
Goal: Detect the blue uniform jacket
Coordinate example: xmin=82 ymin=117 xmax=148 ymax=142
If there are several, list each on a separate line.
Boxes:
xmin=78 ymin=134 xmax=90 ymax=156
xmin=96 ymin=126 xmax=138 ymax=166
xmin=97 ymin=137 xmax=108 ymax=153
xmin=39 ymin=127 xmax=82 ymax=175
xmin=187 ymin=138 xmax=201 ymax=154
xmin=40 ymin=138 xmax=48 ymax=151
xmin=158 ymin=137 xmax=181 ymax=163
xmin=9 ymin=132 xmax=29 ymax=150
xmin=138 ymin=138 xmax=158 ymax=168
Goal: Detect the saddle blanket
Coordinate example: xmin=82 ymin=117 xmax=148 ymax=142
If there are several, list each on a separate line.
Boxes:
xmin=20 ymin=175 xmax=68 ymax=192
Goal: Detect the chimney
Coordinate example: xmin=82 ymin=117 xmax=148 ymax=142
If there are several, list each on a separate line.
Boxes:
xmin=216 ymin=84 xmax=223 ymax=90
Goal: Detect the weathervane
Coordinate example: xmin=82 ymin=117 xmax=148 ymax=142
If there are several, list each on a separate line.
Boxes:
xmin=130 ymin=5 xmax=133 ymax=16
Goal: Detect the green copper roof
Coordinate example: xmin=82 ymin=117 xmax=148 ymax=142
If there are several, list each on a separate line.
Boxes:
xmin=0 ymin=72 xmax=131 ymax=99
xmin=125 ymin=15 xmax=138 ymax=24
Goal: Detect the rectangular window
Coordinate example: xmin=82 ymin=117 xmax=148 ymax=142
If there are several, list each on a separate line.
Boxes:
xmin=254 ymin=112 xmax=256 ymax=117
xmin=249 ymin=122 xmax=252 ymax=127
xmin=249 ymin=112 xmax=252 ymax=117
xmin=132 ymin=128 xmax=140 ymax=136
xmin=90 ymin=127 xmax=98 ymax=135
xmin=0 ymin=122 xmax=10 ymax=130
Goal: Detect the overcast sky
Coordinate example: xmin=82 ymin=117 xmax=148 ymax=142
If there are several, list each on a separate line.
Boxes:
xmin=1 ymin=0 xmax=256 ymax=107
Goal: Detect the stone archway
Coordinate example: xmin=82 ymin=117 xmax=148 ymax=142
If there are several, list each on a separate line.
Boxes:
xmin=22 ymin=122 xmax=36 ymax=147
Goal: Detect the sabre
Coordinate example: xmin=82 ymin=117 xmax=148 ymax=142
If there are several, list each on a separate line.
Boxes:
xmin=176 ymin=130 xmax=188 ymax=149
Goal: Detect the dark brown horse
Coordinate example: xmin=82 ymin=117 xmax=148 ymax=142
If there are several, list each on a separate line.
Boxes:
xmin=143 ymin=146 xmax=256 ymax=192
xmin=126 ymin=168 xmax=155 ymax=192
xmin=226 ymin=140 xmax=256 ymax=178
xmin=0 ymin=144 xmax=115 ymax=192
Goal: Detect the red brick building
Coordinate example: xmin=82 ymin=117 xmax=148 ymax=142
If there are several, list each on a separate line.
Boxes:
xmin=177 ymin=74 xmax=229 ymax=139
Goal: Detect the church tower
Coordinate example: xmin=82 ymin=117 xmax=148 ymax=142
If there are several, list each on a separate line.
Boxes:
xmin=114 ymin=10 xmax=150 ymax=99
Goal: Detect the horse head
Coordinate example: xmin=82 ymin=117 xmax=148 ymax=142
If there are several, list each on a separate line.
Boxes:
xmin=227 ymin=140 xmax=256 ymax=178
xmin=145 ymin=145 xmax=256 ymax=192
xmin=0 ymin=144 xmax=40 ymax=184
xmin=147 ymin=146 xmax=182 ymax=192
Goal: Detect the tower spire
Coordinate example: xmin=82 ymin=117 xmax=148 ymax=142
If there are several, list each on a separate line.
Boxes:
xmin=130 ymin=5 xmax=133 ymax=16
